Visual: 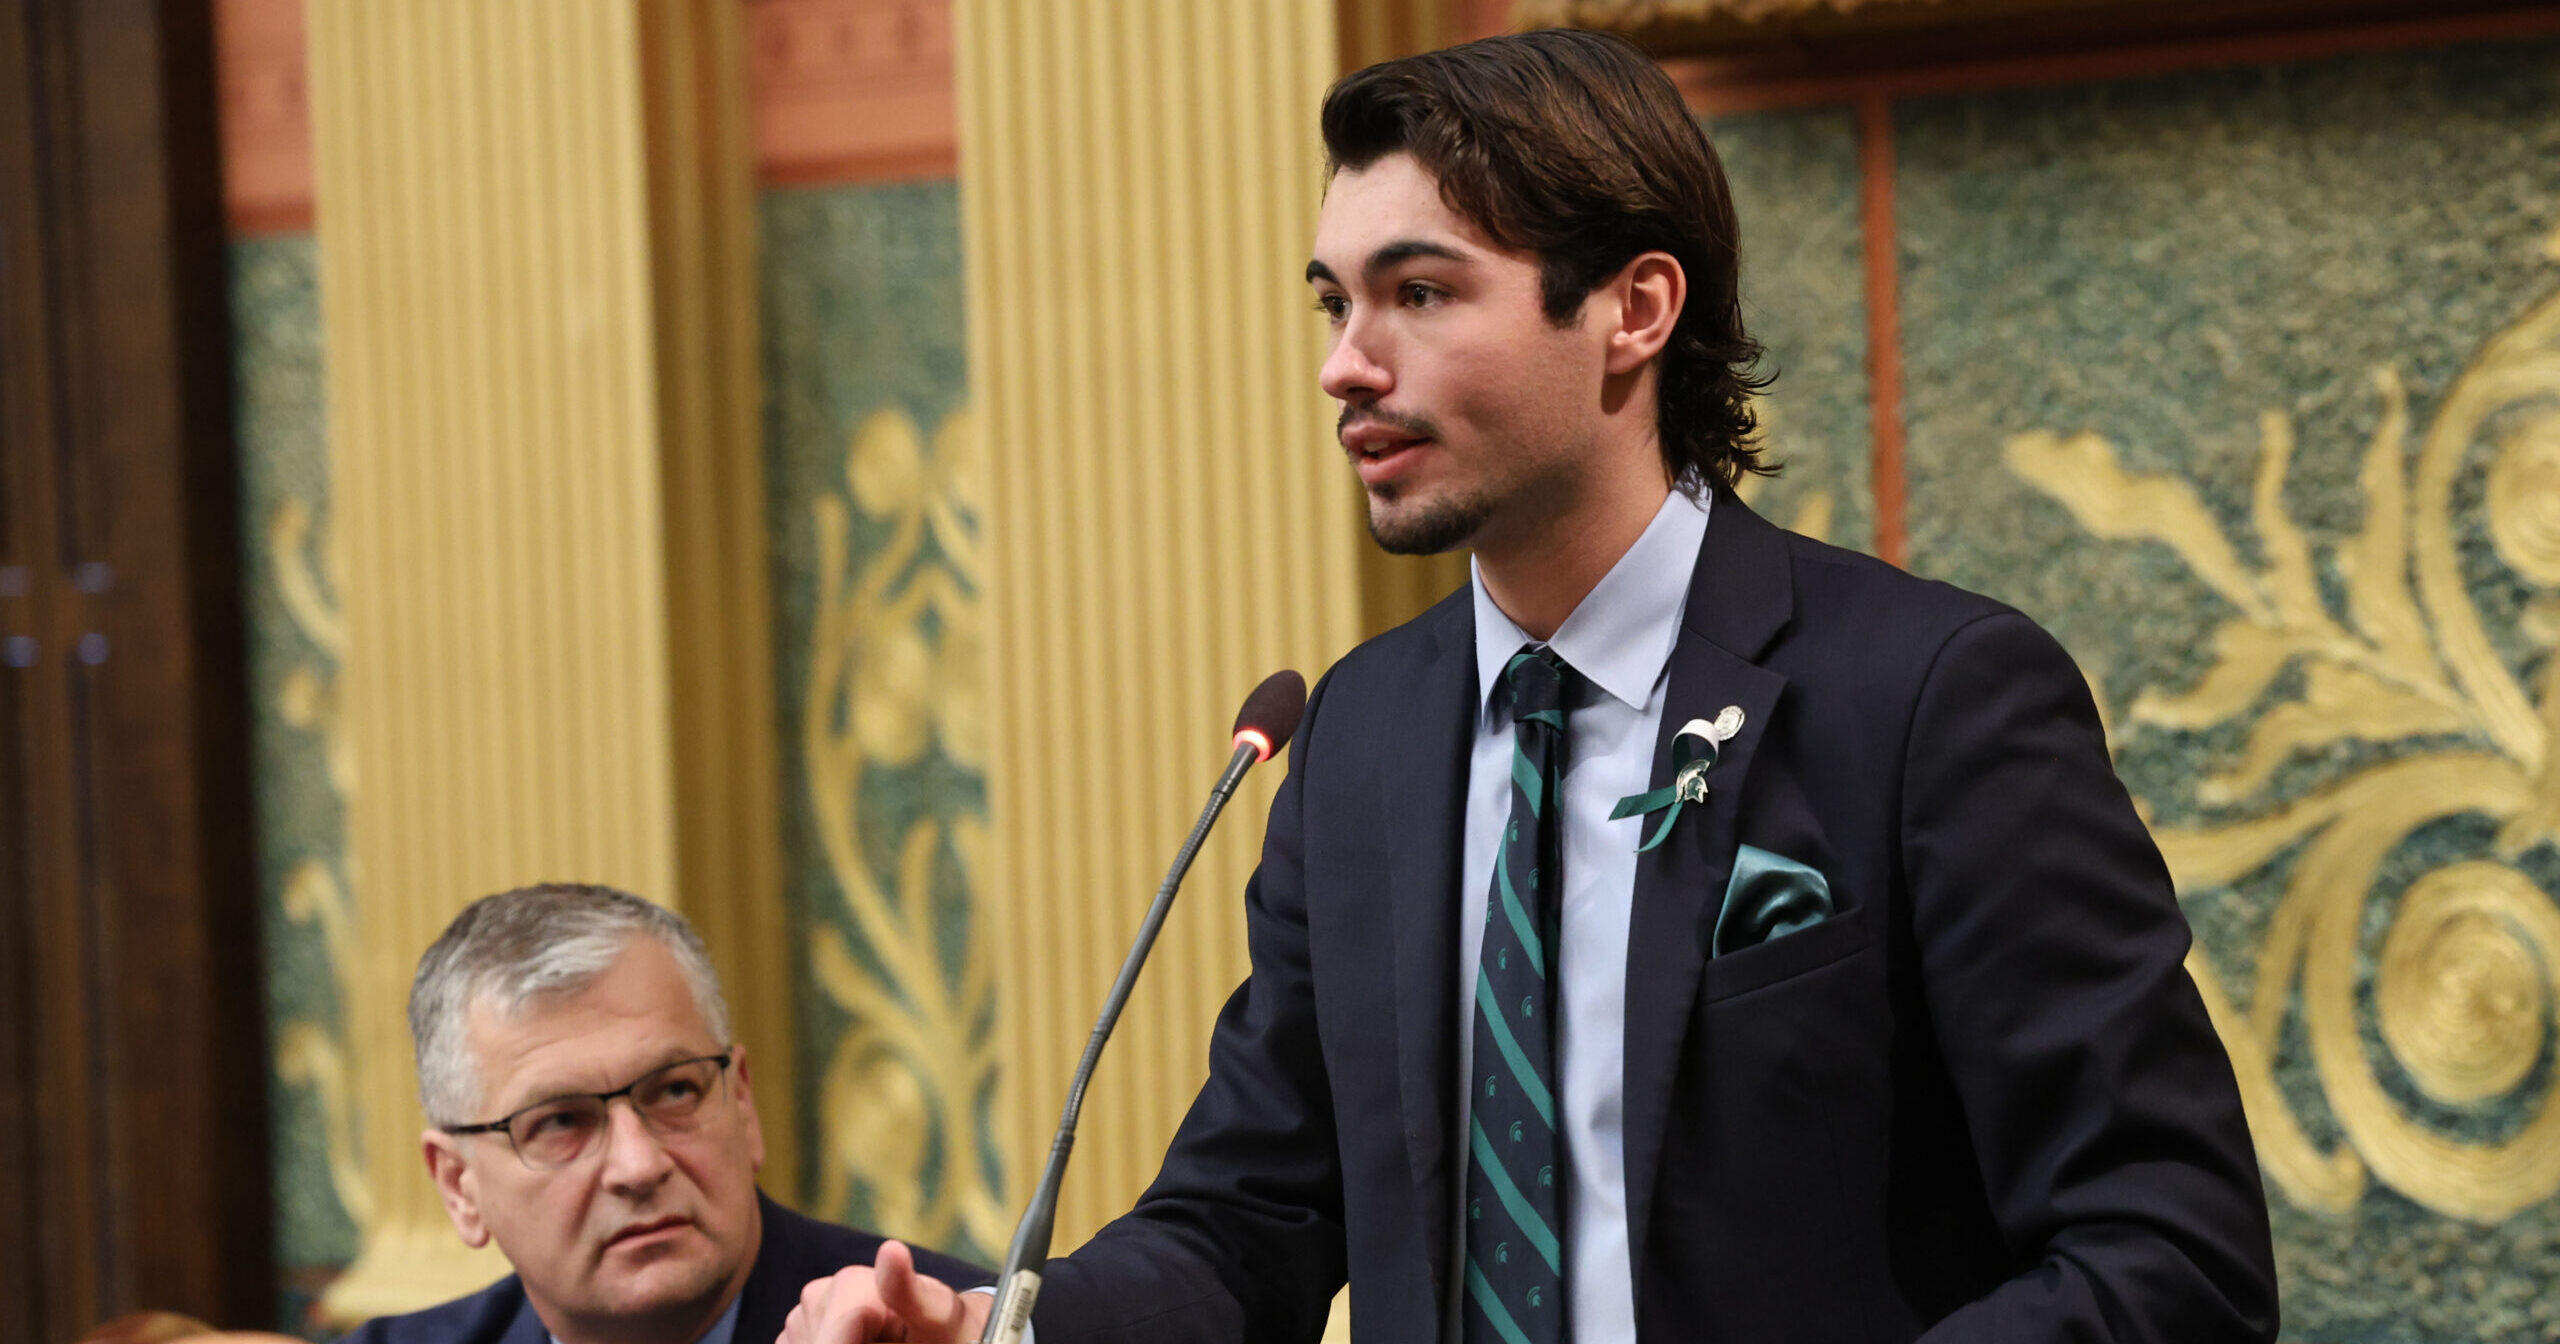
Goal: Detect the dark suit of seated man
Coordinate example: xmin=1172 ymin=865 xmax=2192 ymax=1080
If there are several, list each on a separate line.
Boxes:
xmin=340 ymin=883 xmax=987 ymax=1344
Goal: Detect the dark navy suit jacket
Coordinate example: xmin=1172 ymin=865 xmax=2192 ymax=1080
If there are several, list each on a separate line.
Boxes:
xmin=1031 ymin=493 xmax=2280 ymax=1342
xmin=337 ymin=1193 xmax=989 ymax=1344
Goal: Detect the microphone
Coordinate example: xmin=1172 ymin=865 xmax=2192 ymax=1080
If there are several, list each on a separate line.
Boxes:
xmin=978 ymin=669 xmax=1308 ymax=1344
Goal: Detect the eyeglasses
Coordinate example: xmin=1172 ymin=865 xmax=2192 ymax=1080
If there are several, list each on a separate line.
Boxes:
xmin=442 ymin=1051 xmax=735 ymax=1171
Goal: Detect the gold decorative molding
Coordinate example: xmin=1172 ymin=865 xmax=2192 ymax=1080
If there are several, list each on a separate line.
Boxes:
xmin=640 ymin=0 xmax=801 ymax=1211
xmin=223 ymin=0 xmax=966 ymax=235
xmin=1515 ymin=0 xmax=2167 ymax=49
xmin=748 ymin=0 xmax=957 ymax=183
xmin=214 ymin=0 xmax=313 ymax=235
xmin=958 ymin=0 xmax=1367 ymax=1258
xmin=306 ymin=0 xmax=784 ymax=1319
xmin=1524 ymin=0 xmax=1953 ymax=19
xmin=1518 ymin=0 xmax=2118 ymax=22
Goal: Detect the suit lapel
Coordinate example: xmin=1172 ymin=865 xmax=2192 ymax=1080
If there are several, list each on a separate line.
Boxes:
xmin=1385 ymin=591 xmax=1476 ymax=1318
xmin=1619 ymin=491 xmax=1795 ymax=1282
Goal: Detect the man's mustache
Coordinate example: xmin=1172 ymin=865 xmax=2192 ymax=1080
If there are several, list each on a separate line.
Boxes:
xmin=1337 ymin=406 xmax=1439 ymax=444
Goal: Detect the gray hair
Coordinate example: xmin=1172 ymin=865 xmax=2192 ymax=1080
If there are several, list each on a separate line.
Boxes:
xmin=409 ymin=883 xmax=732 ymax=1124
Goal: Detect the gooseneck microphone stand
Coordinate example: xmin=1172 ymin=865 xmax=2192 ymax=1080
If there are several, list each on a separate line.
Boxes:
xmin=977 ymin=670 xmax=1308 ymax=1344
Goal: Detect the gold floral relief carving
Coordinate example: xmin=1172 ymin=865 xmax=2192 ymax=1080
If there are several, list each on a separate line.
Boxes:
xmin=806 ymin=405 xmax=1007 ymax=1255
xmin=2008 ymin=280 xmax=2560 ymax=1224
xmin=267 ymin=496 xmax=371 ymax=1231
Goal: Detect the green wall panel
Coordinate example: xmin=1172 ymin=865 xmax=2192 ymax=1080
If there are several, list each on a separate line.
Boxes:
xmin=233 ymin=234 xmax=358 ymax=1336
xmin=1897 ymin=38 xmax=2560 ymax=1343
xmin=760 ymin=180 xmax=1005 ymax=1264
xmin=1710 ymin=106 xmax=1874 ymax=552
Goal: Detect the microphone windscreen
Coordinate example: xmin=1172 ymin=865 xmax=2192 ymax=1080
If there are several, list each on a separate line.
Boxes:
xmin=1231 ymin=669 xmax=1308 ymax=761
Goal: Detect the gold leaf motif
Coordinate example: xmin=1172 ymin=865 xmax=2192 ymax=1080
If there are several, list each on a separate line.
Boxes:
xmin=850 ymin=410 xmax=928 ymax=519
xmin=2337 ymin=369 xmax=2431 ymax=676
xmin=277 ymin=1021 xmax=373 ymax=1227
xmin=2128 ymin=621 xmax=2292 ymax=730
xmin=2014 ymin=282 xmax=2560 ymax=1224
xmin=932 ymin=407 xmax=986 ymax=581
xmin=2376 ymin=864 xmax=2551 ymax=1106
xmin=271 ymin=497 xmax=346 ymax=660
xmin=853 ymin=621 xmax=937 ymax=768
xmin=2195 ymin=663 xmax=2472 ymax=807
xmin=2186 ymin=944 xmax=2367 ymax=1213
xmin=2486 ymin=410 xmax=2560 ymax=586
xmin=2004 ymin=430 xmax=2269 ymax=620
xmin=280 ymin=860 xmax=358 ymax=981
xmin=266 ymin=486 xmax=367 ymax=1241
xmin=808 ymin=404 xmax=1005 ymax=1257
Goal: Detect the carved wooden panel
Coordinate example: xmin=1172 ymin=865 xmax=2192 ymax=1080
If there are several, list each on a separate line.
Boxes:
xmin=0 ymin=0 xmax=271 ymax=1332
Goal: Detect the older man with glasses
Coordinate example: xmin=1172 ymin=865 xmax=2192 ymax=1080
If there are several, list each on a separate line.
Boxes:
xmin=342 ymin=883 xmax=987 ymax=1344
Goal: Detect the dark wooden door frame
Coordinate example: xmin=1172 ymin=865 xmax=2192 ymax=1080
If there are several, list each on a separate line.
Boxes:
xmin=0 ymin=0 xmax=272 ymax=1335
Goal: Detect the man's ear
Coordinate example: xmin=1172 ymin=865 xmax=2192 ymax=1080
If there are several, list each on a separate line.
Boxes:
xmin=1602 ymin=250 xmax=1686 ymax=376
xmin=422 ymin=1130 xmax=492 ymax=1248
xmin=730 ymin=1045 xmax=767 ymax=1174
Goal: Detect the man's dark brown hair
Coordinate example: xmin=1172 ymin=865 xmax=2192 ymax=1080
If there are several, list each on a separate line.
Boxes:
xmin=1320 ymin=28 xmax=1772 ymax=491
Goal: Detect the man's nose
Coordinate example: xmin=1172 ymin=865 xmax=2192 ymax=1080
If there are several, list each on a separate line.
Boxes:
xmin=597 ymin=1097 xmax=675 ymax=1192
xmin=1319 ymin=323 xmax=1392 ymax=404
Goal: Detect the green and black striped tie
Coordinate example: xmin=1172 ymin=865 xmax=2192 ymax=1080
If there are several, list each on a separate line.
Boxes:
xmin=1465 ymin=644 xmax=1572 ymax=1344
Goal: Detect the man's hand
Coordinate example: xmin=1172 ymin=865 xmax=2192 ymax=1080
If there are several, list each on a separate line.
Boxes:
xmin=781 ymin=1240 xmax=993 ymax=1344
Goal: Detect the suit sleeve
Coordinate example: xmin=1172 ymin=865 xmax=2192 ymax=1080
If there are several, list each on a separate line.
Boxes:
xmin=1027 ymin=673 xmax=1348 ymax=1344
xmin=1900 ymin=611 xmax=2280 ymax=1343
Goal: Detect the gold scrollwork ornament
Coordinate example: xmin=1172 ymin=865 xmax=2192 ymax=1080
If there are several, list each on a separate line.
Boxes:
xmin=2011 ymin=281 xmax=2560 ymax=1224
xmin=806 ymin=406 xmax=1008 ymax=1257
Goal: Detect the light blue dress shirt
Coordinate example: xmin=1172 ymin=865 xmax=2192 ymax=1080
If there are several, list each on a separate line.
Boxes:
xmin=1452 ymin=487 xmax=1709 ymax=1344
xmin=990 ymin=490 xmax=1710 ymax=1344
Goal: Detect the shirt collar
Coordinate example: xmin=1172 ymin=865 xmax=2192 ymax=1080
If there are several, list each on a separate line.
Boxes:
xmin=697 ymin=1292 xmax=743 ymax=1344
xmin=1471 ymin=489 xmax=1710 ymax=718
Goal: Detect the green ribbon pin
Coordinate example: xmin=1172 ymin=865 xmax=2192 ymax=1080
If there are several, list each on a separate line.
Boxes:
xmin=1610 ymin=706 xmax=1744 ymax=853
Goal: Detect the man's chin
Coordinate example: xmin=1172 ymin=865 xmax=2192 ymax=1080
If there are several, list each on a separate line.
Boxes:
xmin=592 ymin=1239 xmax=734 ymax=1317
xmin=1367 ymin=493 xmax=1487 ymax=556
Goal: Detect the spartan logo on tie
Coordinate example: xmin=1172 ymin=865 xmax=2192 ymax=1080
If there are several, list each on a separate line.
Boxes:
xmin=1465 ymin=645 xmax=1572 ymax=1344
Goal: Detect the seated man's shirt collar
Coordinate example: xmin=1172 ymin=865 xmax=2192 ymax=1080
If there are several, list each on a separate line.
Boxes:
xmin=549 ymin=1287 xmax=742 ymax=1344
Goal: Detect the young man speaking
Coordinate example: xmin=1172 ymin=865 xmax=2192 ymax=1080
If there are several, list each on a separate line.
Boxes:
xmin=786 ymin=29 xmax=2279 ymax=1344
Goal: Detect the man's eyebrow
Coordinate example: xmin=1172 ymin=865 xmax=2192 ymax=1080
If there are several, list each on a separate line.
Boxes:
xmin=503 ymin=1050 xmax=705 ymax=1111
xmin=1304 ymin=238 xmax=1471 ymax=287
xmin=1363 ymin=239 xmax=1469 ymax=280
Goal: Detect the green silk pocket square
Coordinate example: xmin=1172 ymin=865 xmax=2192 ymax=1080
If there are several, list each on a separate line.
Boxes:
xmin=1713 ymin=844 xmax=1835 ymax=958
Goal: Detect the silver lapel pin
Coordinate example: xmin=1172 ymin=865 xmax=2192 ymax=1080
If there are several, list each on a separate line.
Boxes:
xmin=1668 ymin=707 xmax=1744 ymax=804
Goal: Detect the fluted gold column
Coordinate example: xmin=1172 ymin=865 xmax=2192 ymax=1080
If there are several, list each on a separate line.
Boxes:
xmin=636 ymin=0 xmax=800 ymax=1206
xmin=1338 ymin=0 xmax=1478 ymax=635
xmin=958 ymin=0 xmax=1366 ymax=1255
xmin=307 ymin=0 xmax=785 ymax=1319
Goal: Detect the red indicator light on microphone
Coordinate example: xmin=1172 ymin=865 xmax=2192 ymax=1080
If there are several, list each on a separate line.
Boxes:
xmin=1234 ymin=727 xmax=1275 ymax=762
